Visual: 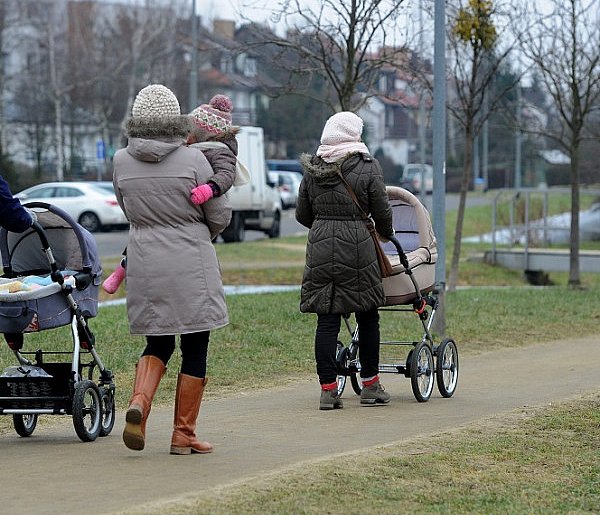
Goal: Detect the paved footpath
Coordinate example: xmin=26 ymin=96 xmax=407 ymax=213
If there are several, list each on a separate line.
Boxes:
xmin=0 ymin=335 xmax=599 ymax=514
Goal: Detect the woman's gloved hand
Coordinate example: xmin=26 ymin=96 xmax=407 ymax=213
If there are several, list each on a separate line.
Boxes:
xmin=25 ymin=208 xmax=37 ymax=225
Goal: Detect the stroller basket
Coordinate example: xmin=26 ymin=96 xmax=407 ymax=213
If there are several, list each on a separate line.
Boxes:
xmin=0 ymin=362 xmax=74 ymax=410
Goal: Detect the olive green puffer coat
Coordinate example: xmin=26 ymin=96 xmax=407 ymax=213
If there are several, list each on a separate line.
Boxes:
xmin=295 ymin=152 xmax=393 ymax=314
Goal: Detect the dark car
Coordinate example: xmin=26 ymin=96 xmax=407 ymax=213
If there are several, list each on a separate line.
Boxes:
xmin=266 ymin=159 xmax=303 ymax=175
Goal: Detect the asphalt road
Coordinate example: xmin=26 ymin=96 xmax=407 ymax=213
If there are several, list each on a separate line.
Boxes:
xmin=0 ymin=335 xmax=598 ymax=514
xmin=93 ymin=208 xmax=307 ymax=259
xmin=93 ymin=193 xmax=477 ymax=259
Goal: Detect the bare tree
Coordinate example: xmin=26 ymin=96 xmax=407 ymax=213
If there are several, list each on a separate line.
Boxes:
xmin=3 ymin=0 xmax=186 ymax=180
xmin=0 ymin=2 xmax=9 ymax=157
xmin=47 ymin=3 xmax=67 ymax=181
xmin=445 ymin=0 xmax=518 ymax=291
xmin=67 ymin=1 xmax=183 ymax=162
xmin=1 ymin=1 xmax=53 ymax=176
xmin=240 ymin=0 xmax=410 ymax=111
xmin=518 ymin=0 xmax=600 ymax=288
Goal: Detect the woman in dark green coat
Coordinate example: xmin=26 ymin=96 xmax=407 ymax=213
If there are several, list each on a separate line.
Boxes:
xmin=296 ymin=111 xmax=393 ymax=410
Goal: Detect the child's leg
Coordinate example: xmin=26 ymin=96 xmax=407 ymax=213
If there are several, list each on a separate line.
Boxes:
xmin=102 ymin=256 xmax=127 ymax=294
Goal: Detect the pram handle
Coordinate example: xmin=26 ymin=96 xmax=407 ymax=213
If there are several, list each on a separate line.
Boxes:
xmin=30 ymin=221 xmax=50 ymax=249
xmin=29 ymin=220 xmax=64 ymax=285
xmin=387 ymin=235 xmax=410 ymax=270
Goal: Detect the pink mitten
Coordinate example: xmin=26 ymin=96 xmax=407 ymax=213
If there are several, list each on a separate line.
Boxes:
xmin=102 ymin=263 xmax=126 ymax=294
xmin=191 ymin=184 xmax=214 ymax=205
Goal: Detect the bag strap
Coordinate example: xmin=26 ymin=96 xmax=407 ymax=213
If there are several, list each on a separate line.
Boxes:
xmin=335 ymin=170 xmax=369 ymax=221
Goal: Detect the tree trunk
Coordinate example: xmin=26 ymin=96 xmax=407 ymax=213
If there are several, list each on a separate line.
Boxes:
xmin=568 ymin=144 xmax=580 ymax=287
xmin=0 ymin=3 xmax=5 ymax=158
xmin=448 ymin=124 xmax=473 ymax=292
xmin=48 ymin=10 xmax=64 ymax=181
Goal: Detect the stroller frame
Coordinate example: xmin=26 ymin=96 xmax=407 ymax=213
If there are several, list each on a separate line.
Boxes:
xmin=0 ymin=203 xmax=116 ymax=442
xmin=335 ymin=187 xmax=459 ymax=402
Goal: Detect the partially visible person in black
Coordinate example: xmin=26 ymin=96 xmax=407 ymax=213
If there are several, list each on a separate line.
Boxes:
xmin=0 ymin=175 xmax=34 ymax=232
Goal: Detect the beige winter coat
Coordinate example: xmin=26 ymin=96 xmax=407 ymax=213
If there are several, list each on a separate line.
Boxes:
xmin=113 ymin=116 xmax=231 ymax=335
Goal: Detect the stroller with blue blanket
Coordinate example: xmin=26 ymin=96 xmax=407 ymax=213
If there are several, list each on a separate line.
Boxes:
xmin=0 ymin=202 xmax=115 ymax=442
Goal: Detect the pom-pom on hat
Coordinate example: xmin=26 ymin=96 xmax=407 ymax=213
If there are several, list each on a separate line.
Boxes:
xmin=191 ymin=94 xmax=234 ymax=134
xmin=320 ymin=111 xmax=364 ymax=145
xmin=131 ymin=84 xmax=181 ymax=118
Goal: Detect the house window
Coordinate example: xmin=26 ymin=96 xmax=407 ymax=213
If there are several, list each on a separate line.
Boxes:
xmin=244 ymin=57 xmax=257 ymax=77
xmin=219 ymin=56 xmax=232 ymax=74
xmin=395 ymin=78 xmax=407 ymax=91
xmin=385 ymin=108 xmax=393 ymax=127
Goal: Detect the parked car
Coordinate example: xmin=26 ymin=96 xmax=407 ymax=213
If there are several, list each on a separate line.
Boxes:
xmin=402 ymin=163 xmax=433 ymax=194
xmin=15 ymin=181 xmax=128 ymax=233
xmin=268 ymin=170 xmax=302 ymax=209
xmin=266 ymin=159 xmax=303 ymax=175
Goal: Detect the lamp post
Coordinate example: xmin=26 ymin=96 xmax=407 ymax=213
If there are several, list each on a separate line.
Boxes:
xmin=514 ymin=76 xmax=522 ymax=189
xmin=189 ymin=0 xmax=198 ymax=112
xmin=432 ymin=0 xmax=446 ymax=333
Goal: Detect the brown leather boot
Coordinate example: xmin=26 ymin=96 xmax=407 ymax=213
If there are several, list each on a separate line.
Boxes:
xmin=170 ymin=374 xmax=213 ymax=455
xmin=122 ymin=355 xmax=166 ymax=451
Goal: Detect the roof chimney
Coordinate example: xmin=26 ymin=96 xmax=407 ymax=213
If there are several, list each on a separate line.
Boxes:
xmin=213 ymin=19 xmax=235 ymax=40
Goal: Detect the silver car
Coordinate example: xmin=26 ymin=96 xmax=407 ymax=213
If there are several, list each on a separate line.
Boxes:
xmin=403 ymin=164 xmax=433 ymax=194
xmin=268 ymin=170 xmax=302 ymax=209
xmin=15 ymin=181 xmax=128 ymax=233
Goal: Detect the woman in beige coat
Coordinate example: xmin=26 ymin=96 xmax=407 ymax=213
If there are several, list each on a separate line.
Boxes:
xmin=113 ymin=84 xmax=231 ymax=455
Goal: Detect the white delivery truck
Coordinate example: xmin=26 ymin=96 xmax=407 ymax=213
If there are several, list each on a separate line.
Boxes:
xmin=220 ymin=126 xmax=282 ymax=243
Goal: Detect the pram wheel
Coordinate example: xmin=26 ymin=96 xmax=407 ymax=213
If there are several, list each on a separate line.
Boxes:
xmin=435 ymin=338 xmax=459 ymax=398
xmin=336 ymin=375 xmax=346 ymax=396
xmin=72 ymin=380 xmax=102 ymax=442
xmin=336 ymin=343 xmax=347 ymax=395
xmin=99 ymin=387 xmax=116 ymax=437
xmin=410 ymin=342 xmax=434 ymax=402
xmin=13 ymin=414 xmax=38 ymax=437
xmin=348 ymin=342 xmax=362 ymax=395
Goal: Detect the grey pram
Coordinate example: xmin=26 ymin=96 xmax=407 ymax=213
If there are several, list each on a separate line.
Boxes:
xmin=0 ymin=202 xmax=115 ymax=442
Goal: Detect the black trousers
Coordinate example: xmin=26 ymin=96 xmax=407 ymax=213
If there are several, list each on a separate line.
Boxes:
xmin=315 ymin=309 xmax=380 ymax=385
xmin=142 ymin=331 xmax=210 ymax=378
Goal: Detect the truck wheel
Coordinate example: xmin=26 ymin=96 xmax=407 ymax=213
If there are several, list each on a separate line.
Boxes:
xmin=267 ymin=211 xmax=281 ymax=239
xmin=222 ymin=213 xmax=245 ymax=243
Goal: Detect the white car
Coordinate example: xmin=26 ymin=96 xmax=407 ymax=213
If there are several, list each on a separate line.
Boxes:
xmin=268 ymin=170 xmax=302 ymax=209
xmin=15 ymin=181 xmax=128 ymax=233
xmin=403 ymin=164 xmax=433 ymax=194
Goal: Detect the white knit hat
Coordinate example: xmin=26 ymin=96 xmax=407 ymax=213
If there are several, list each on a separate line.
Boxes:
xmin=320 ymin=111 xmax=364 ymax=145
xmin=131 ymin=84 xmax=180 ymax=118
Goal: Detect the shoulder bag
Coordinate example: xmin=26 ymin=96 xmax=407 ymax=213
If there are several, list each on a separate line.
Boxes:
xmin=336 ymin=170 xmax=394 ymax=278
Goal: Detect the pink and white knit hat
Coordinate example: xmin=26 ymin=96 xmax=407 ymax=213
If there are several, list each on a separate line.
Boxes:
xmin=191 ymin=95 xmax=233 ymax=134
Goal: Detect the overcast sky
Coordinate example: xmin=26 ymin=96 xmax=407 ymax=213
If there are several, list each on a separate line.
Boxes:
xmin=194 ymin=0 xmax=564 ymax=48
xmin=197 ymin=0 xmax=418 ymax=43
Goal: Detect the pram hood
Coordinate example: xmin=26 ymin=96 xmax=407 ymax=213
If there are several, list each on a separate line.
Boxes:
xmin=380 ymin=187 xmax=437 ymax=305
xmin=0 ymin=202 xmax=102 ymax=279
xmin=381 ymin=186 xmax=437 ymax=264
